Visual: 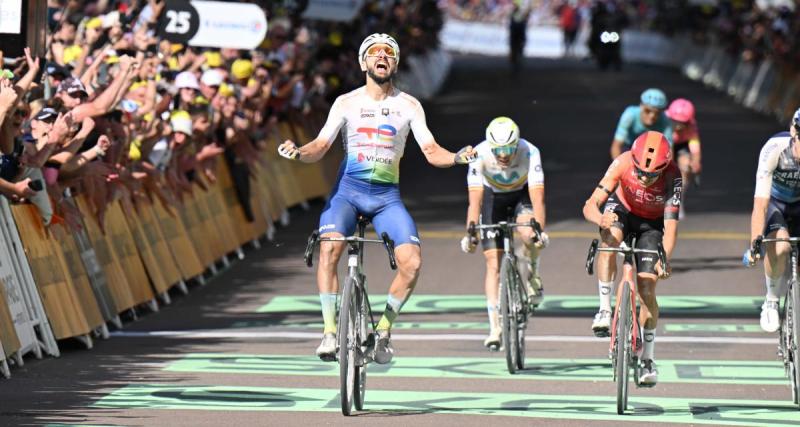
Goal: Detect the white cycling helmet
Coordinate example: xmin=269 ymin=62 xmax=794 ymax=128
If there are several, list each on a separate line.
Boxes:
xmin=486 ymin=116 xmax=520 ymax=148
xmin=358 ymin=33 xmax=400 ymax=70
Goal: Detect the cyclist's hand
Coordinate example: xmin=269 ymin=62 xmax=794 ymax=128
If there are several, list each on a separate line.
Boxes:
xmin=454 ymin=146 xmax=477 ymax=165
xmin=534 ymin=231 xmax=549 ymax=249
xmin=655 ymin=260 xmax=671 ymax=279
xmin=743 ymin=249 xmax=757 ymax=267
xmin=599 ymin=212 xmax=618 ymax=229
xmin=278 ymin=140 xmax=300 ymax=160
xmin=691 ymin=159 xmax=702 ymax=174
xmin=460 ymin=235 xmax=478 ymax=253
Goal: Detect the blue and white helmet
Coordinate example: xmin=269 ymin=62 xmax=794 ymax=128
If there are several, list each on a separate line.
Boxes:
xmin=640 ymin=88 xmax=668 ymax=109
xmin=358 ymin=33 xmax=400 ymax=66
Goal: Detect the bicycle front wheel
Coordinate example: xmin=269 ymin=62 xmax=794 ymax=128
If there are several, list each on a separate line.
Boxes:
xmin=789 ymin=280 xmax=800 ymax=407
xmin=338 ymin=276 xmax=357 ymax=415
xmin=512 ymin=268 xmax=526 ymax=371
xmin=354 ymin=283 xmax=367 ymax=411
xmin=615 ymin=281 xmax=631 ymax=415
xmin=500 ymin=257 xmax=519 ymax=374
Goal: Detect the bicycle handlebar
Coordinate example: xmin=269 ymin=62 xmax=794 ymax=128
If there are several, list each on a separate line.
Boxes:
xmin=303 ymin=230 xmax=397 ymax=270
xmin=467 ymin=218 xmax=543 ymax=244
xmin=745 ymin=235 xmax=800 ymax=267
xmin=585 ymin=238 xmax=668 ymax=275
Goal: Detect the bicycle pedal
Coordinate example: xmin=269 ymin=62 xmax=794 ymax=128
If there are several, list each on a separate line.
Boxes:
xmin=487 ymin=344 xmax=501 ymax=352
xmin=594 ymin=330 xmax=610 ymax=338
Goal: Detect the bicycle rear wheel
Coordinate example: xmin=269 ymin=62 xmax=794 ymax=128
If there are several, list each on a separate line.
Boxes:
xmin=615 ymin=282 xmax=631 ymax=415
xmin=500 ymin=257 xmax=519 ymax=374
xmin=338 ymin=277 xmax=357 ymax=415
xmin=354 ymin=283 xmax=367 ymax=411
xmin=789 ymin=281 xmax=800 ymax=407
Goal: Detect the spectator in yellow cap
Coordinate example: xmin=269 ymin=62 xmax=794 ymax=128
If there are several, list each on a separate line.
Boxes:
xmin=203 ymin=51 xmax=223 ymax=69
xmin=231 ymin=59 xmax=254 ymax=83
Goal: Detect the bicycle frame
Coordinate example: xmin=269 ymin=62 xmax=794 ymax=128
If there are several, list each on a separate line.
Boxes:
xmin=608 ymin=249 xmax=641 ymax=358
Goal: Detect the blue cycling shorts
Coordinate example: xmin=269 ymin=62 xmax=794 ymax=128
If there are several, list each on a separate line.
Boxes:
xmin=319 ymin=174 xmax=420 ymax=246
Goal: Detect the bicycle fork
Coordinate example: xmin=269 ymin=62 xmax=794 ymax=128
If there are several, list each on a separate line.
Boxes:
xmin=608 ymin=264 xmax=641 ymax=358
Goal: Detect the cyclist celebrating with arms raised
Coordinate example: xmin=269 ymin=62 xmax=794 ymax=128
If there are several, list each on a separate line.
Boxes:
xmin=610 ymin=88 xmax=673 ymax=159
xmin=460 ymin=117 xmax=548 ymax=349
xmin=746 ymin=108 xmax=800 ymax=333
xmin=583 ymin=131 xmax=681 ymax=386
xmin=279 ymin=33 xmax=476 ymax=363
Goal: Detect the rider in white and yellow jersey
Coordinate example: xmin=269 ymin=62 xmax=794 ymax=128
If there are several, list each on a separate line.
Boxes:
xmin=460 ymin=117 xmax=548 ymax=349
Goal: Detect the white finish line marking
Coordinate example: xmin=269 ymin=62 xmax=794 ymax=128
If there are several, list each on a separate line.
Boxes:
xmin=110 ymin=330 xmax=773 ymax=345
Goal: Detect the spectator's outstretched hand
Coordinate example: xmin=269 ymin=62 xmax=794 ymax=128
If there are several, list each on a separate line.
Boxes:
xmin=0 ymin=79 xmax=18 ymax=111
xmin=23 ymin=47 xmax=40 ymax=74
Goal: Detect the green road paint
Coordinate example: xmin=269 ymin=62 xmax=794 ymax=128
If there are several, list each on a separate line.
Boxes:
xmin=93 ymin=384 xmax=800 ymax=426
xmin=665 ymin=324 xmax=765 ymax=333
xmin=419 ymin=230 xmax=749 ymax=240
xmin=258 ymin=295 xmax=762 ymax=315
xmin=164 ymin=354 xmax=787 ymax=385
xmin=229 ymin=320 xmax=488 ymax=330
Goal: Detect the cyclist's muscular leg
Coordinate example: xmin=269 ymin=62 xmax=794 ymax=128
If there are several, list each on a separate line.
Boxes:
xmin=317 ymin=234 xmax=347 ymax=335
xmin=637 ymin=274 xmax=659 ymax=362
xmin=591 ymin=227 xmax=622 ymax=336
xmin=375 ymin=243 xmax=421 ymax=332
xmin=483 ymin=249 xmax=503 ymax=332
xmin=764 ymin=228 xmax=791 ymax=293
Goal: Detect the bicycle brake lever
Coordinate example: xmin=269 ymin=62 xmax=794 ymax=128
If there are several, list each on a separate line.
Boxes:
xmin=303 ymin=230 xmax=320 ymax=268
xmin=381 ymin=232 xmax=397 ymax=270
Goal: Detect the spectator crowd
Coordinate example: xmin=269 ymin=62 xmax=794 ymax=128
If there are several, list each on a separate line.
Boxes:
xmin=0 ymin=0 xmax=444 ymax=234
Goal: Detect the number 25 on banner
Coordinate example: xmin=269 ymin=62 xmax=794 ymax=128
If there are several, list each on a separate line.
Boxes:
xmin=157 ymin=0 xmax=268 ymax=50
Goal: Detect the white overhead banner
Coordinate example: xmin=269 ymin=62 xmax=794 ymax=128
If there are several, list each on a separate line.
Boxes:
xmin=158 ymin=0 xmax=268 ymax=49
xmin=303 ymin=0 xmax=365 ymax=22
xmin=0 ymin=0 xmax=22 ymax=34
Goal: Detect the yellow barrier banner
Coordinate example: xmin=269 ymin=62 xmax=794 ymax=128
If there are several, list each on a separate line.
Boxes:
xmin=51 ymin=225 xmax=105 ymax=331
xmin=177 ymin=191 xmax=216 ymax=269
xmin=75 ymin=196 xmax=134 ymax=314
xmin=202 ymin=178 xmax=241 ymax=255
xmin=0 ymin=280 xmax=20 ymax=357
xmin=101 ymin=202 xmax=154 ymax=306
xmin=11 ymin=205 xmax=93 ymax=339
xmin=216 ymin=158 xmax=259 ymax=245
xmin=150 ymin=200 xmax=205 ymax=280
xmin=190 ymin=184 xmax=227 ymax=261
xmin=136 ymin=198 xmax=183 ymax=289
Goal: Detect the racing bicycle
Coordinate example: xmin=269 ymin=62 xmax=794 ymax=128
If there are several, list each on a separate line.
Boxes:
xmin=586 ymin=238 xmax=668 ymax=414
xmin=468 ymin=218 xmax=542 ymax=374
xmin=304 ymin=217 xmax=397 ymax=416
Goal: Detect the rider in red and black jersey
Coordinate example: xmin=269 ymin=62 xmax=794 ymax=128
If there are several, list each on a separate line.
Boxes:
xmin=582 ymin=131 xmax=682 ymax=387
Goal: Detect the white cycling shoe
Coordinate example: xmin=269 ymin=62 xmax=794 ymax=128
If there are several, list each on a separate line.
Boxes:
xmin=483 ymin=328 xmax=502 ymax=350
xmin=760 ymin=301 xmax=780 ymax=333
xmin=591 ymin=310 xmax=612 ymax=337
xmin=638 ymin=359 xmax=658 ymax=387
xmin=315 ymin=333 xmax=337 ymax=362
xmin=374 ymin=330 xmax=394 ymax=364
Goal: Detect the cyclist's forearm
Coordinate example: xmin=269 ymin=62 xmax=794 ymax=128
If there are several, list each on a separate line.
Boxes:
xmin=751 ymin=197 xmax=769 ymax=241
xmin=421 ymin=142 xmax=457 ymax=167
xmin=583 ymin=189 xmax=607 ymax=226
xmin=297 ymin=139 xmax=331 ymax=163
xmin=466 ymin=188 xmax=482 ymax=228
xmin=663 ymin=219 xmax=678 ymax=258
xmin=531 ymin=186 xmax=545 ymax=228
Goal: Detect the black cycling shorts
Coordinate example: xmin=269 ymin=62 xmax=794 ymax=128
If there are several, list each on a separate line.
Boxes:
xmin=480 ymin=186 xmax=533 ymax=250
xmin=765 ymin=198 xmax=800 ymax=237
xmin=602 ymin=194 xmax=664 ymax=275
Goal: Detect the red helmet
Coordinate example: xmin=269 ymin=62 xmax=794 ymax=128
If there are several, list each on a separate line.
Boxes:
xmin=631 ymin=131 xmax=672 ymax=173
xmin=666 ymin=98 xmax=695 ymax=123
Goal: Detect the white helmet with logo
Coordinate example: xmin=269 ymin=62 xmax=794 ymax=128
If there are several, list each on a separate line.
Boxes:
xmin=358 ymin=33 xmax=400 ymax=70
xmin=485 ymin=116 xmax=520 ymax=148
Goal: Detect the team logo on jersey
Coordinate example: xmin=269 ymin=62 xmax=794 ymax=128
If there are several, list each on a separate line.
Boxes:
xmin=382 ymin=108 xmax=389 ymax=116
xmin=360 ymin=108 xmax=375 ymax=118
xmin=491 ymin=171 xmax=522 ymax=184
xmin=357 ymin=124 xmax=397 ymax=142
xmin=357 ymin=152 xmax=393 ymax=164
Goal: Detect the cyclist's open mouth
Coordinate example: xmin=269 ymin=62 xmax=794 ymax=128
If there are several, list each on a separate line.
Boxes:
xmin=376 ymin=63 xmax=388 ymax=72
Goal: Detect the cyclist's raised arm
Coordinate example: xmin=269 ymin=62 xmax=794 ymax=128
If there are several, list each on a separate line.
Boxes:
xmin=409 ymin=97 xmax=471 ymax=166
xmin=583 ymin=158 xmax=621 ymax=226
xmin=283 ymin=96 xmax=346 ymax=163
xmin=466 ymin=158 xmax=484 ymax=228
xmin=527 ymin=144 xmax=546 ymax=228
xmin=751 ymin=138 xmax=782 ymax=241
